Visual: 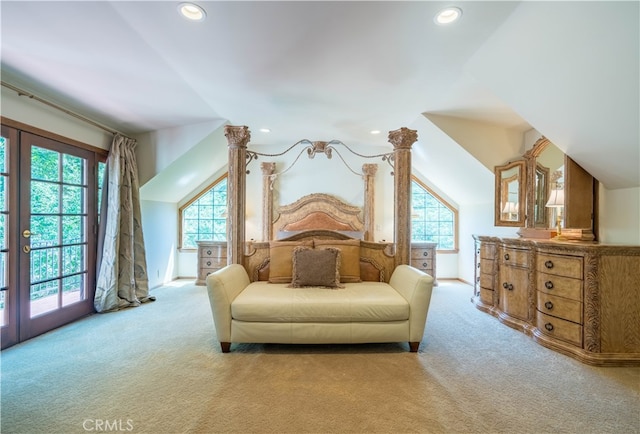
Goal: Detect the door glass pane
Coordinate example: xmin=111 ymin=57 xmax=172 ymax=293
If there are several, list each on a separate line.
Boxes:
xmin=62 ymin=274 xmax=83 ymax=307
xmin=30 ymin=215 xmax=60 ymax=248
xmin=31 ymin=180 xmax=60 ymax=214
xmin=30 ymin=280 xmax=59 ymax=317
xmin=62 ymin=245 xmax=83 ymax=275
xmin=31 ymin=146 xmax=60 ymax=181
xmin=62 ymin=154 xmax=83 ymax=184
xmin=31 ymin=246 xmax=60 ymax=284
xmin=62 ymin=185 xmax=84 ymax=214
xmin=62 ymin=216 xmax=83 ymax=244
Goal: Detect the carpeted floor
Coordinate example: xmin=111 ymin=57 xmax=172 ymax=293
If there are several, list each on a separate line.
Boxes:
xmin=1 ymin=279 xmax=638 ymax=434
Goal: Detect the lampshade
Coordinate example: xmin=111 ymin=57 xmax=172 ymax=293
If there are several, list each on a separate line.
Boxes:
xmin=545 ymin=189 xmax=565 ymax=207
xmin=502 ymin=201 xmax=518 ymax=214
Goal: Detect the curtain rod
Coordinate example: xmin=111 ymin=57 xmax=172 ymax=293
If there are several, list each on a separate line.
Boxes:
xmin=2 ymin=80 xmax=124 ymax=136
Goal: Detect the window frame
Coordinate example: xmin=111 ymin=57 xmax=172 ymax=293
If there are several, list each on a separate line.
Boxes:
xmin=178 ymin=173 xmax=227 ymax=250
xmin=411 ymin=176 xmax=459 ymax=253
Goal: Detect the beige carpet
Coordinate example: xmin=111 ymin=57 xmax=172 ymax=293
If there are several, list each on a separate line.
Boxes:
xmin=1 ymin=279 xmax=638 ymax=434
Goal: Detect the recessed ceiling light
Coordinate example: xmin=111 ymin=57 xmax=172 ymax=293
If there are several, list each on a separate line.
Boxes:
xmin=370 ymin=130 xmax=381 ymax=135
xmin=259 ymin=128 xmax=271 ymax=133
xmin=178 ymin=3 xmax=206 ymax=22
xmin=434 ymin=7 xmax=462 ymax=25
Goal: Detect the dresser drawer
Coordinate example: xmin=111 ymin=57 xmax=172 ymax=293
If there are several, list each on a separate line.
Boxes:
xmin=500 ymin=247 xmax=529 ymax=267
xmin=536 ymin=291 xmax=582 ymax=324
xmin=536 ymin=272 xmax=582 ymax=301
xmin=479 ymin=258 xmax=495 ymax=273
xmin=480 ymin=288 xmax=494 ymax=305
xmin=537 ymin=253 xmax=582 ymax=279
xmin=480 ymin=273 xmax=494 ymax=290
xmin=480 ymin=243 xmax=496 ymax=260
xmin=536 ymin=311 xmax=582 ymax=347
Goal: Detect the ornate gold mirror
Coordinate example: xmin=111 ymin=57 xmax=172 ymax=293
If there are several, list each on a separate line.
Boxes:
xmin=519 ymin=136 xmax=596 ymax=240
xmin=494 ymin=160 xmax=526 ymax=227
xmin=524 ymin=137 xmax=565 ymax=230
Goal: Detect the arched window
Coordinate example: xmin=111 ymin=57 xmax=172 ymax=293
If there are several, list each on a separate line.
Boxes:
xmin=411 ymin=178 xmax=457 ymax=251
xmin=179 ymin=175 xmax=227 ymax=249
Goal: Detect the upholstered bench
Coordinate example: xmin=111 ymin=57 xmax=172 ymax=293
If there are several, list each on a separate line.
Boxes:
xmin=206 ymin=262 xmax=434 ymax=352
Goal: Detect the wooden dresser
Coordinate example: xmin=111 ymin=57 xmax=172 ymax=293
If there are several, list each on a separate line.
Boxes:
xmin=411 ymin=242 xmax=437 ymax=285
xmin=196 ymin=241 xmax=227 ymax=286
xmin=473 ymin=235 xmax=640 ymax=366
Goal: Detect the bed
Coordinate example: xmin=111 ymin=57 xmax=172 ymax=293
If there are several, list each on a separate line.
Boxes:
xmin=206 ymin=126 xmax=434 ymax=352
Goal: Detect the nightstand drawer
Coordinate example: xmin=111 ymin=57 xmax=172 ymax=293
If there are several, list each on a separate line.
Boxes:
xmin=410 ymin=258 xmax=433 ymax=270
xmin=411 ymin=249 xmax=434 ymax=259
xmin=201 ymin=245 xmax=227 ymax=259
xmin=200 ymin=257 xmax=226 ymax=269
xmin=537 ymin=272 xmax=582 ymax=301
xmin=537 ymin=311 xmax=582 ymax=347
xmin=536 ymin=291 xmax=582 ymax=324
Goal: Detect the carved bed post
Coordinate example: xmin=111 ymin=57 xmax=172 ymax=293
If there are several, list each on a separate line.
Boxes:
xmin=261 ymin=162 xmax=276 ymax=241
xmin=224 ymin=125 xmax=251 ymax=265
xmin=388 ymin=127 xmax=418 ymax=266
xmin=362 ymin=163 xmax=378 ymax=242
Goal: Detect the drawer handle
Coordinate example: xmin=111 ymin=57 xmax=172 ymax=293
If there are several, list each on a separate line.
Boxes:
xmin=423 ymin=251 xmax=429 ymax=257
xmin=502 ymin=282 xmax=508 ymax=289
xmin=545 ymin=260 xmax=554 ymax=269
xmin=476 ymin=277 xmax=480 ymax=282
xmin=504 ymin=253 xmax=510 ymax=260
xmin=544 ymin=301 xmax=554 ymax=310
xmin=206 ymin=261 xmax=212 ymax=266
xmin=422 ymin=262 xmax=428 ymax=267
xmin=206 ymin=250 xmax=212 ymax=255
xmin=477 ymin=263 xmax=481 ymax=268
xmin=545 ymin=281 xmax=554 ymax=290
xmin=476 ymin=249 xmax=480 ymax=255
xmin=508 ymin=283 xmax=513 ymax=291
xmin=545 ymin=323 xmax=554 ymax=332
xmin=503 ymin=282 xmax=513 ymax=291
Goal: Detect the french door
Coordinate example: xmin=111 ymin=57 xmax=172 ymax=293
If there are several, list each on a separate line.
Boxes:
xmin=1 ymin=125 xmax=103 ymax=349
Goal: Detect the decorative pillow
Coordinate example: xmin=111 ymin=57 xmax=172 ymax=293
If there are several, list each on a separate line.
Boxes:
xmin=289 ymin=247 xmax=343 ymax=289
xmin=268 ymin=240 xmax=313 ymax=283
xmin=313 ymin=239 xmax=361 ymax=283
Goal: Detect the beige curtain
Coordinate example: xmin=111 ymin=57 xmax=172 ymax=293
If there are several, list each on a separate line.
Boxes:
xmin=94 ymin=134 xmax=155 ymax=312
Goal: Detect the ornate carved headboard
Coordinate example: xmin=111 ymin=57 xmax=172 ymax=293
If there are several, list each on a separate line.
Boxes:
xmin=273 ymin=193 xmax=364 ymax=239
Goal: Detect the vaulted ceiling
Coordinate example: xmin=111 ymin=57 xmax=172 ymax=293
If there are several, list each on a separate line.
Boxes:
xmin=2 ymin=1 xmax=638 ymax=201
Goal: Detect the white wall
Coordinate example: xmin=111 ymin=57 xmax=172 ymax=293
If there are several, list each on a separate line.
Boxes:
xmin=458 ymin=202 xmax=520 ymax=284
xmin=1 ymin=87 xmax=112 ymax=149
xmin=140 ymin=200 xmax=178 ymax=288
xmin=599 ymin=186 xmax=640 ymax=245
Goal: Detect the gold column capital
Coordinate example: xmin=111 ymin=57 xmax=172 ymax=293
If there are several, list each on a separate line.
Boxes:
xmin=362 ymin=163 xmax=378 ymax=177
xmin=261 ymin=161 xmax=276 ymax=175
xmin=224 ymin=125 xmax=251 ymax=148
xmin=388 ymin=127 xmax=418 ymax=150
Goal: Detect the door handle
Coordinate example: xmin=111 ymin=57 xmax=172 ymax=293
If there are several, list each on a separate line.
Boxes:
xmin=22 ymin=229 xmax=37 ymax=238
